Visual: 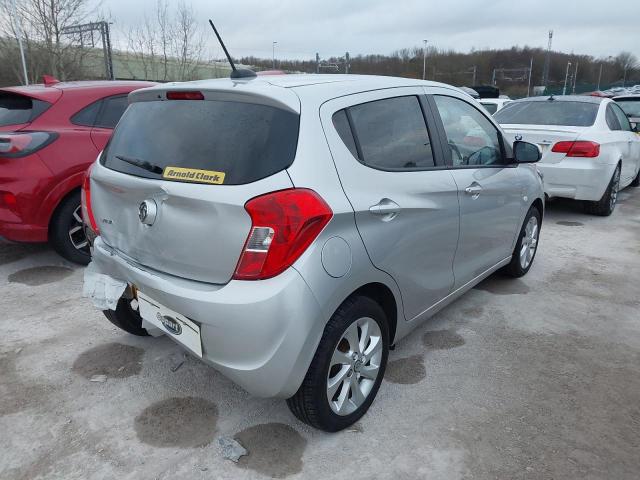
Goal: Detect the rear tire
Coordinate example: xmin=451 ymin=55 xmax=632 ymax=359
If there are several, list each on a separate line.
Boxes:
xmin=49 ymin=191 xmax=91 ymax=265
xmin=584 ymin=165 xmax=620 ymax=216
xmin=103 ymin=297 xmax=149 ymax=336
xmin=503 ymin=205 xmax=541 ymax=278
xmin=631 ymin=167 xmax=640 ymax=187
xmin=287 ymin=295 xmax=389 ymax=432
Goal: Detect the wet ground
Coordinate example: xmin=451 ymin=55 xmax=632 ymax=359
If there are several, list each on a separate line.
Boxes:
xmin=1 ymin=190 xmax=639 ymax=479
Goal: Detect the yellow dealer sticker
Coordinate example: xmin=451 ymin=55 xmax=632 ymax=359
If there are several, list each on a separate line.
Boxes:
xmin=162 ymin=166 xmax=225 ymax=185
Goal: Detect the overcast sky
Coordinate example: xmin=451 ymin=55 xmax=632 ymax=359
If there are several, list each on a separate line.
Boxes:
xmin=103 ymin=0 xmax=639 ymax=61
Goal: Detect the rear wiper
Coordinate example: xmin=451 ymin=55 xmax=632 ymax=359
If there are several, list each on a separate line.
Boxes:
xmin=115 ymin=155 xmax=163 ymax=175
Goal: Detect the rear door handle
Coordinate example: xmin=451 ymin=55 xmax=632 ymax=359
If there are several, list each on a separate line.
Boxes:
xmin=369 ymin=198 xmax=401 ymax=218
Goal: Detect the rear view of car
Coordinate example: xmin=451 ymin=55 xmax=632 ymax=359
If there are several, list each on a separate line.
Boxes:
xmin=0 ymin=80 xmax=155 ymax=263
xmin=496 ymin=96 xmax=640 ymax=215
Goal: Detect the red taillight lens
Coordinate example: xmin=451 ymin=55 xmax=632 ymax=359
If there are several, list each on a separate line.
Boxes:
xmin=233 ymin=189 xmax=333 ymax=280
xmin=81 ymin=164 xmax=99 ymax=235
xmin=166 ymin=91 xmax=204 ymax=100
xmin=0 ymin=131 xmax=57 ymax=158
xmin=0 ymin=192 xmax=18 ymax=213
xmin=551 ymin=141 xmax=600 ymax=158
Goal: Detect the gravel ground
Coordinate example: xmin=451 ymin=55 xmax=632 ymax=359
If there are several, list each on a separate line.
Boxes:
xmin=1 ymin=189 xmax=639 ymax=480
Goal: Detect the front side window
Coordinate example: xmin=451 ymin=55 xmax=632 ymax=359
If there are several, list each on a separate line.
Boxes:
xmin=434 ymin=95 xmax=504 ymax=167
xmin=611 ymin=103 xmax=632 ymax=132
xmin=346 ymin=96 xmax=435 ymax=170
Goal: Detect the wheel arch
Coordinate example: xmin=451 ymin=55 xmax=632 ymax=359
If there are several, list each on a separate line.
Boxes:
xmin=531 ymin=197 xmax=544 ymax=219
xmin=346 ymin=282 xmax=398 ymax=345
xmin=47 ymin=185 xmax=81 ymax=234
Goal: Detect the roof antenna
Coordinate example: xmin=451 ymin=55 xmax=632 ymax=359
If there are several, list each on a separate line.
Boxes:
xmin=208 ymin=20 xmax=256 ymax=80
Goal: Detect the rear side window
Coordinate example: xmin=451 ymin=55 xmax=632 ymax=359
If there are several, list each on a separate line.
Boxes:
xmin=71 ymin=100 xmax=102 ymax=127
xmin=96 ymin=95 xmax=129 ymax=128
xmin=606 ymin=105 xmax=621 ymax=130
xmin=102 ymin=100 xmax=300 ymax=185
xmin=0 ymin=93 xmax=50 ymax=127
xmin=495 ymin=100 xmax=599 ymax=127
xmin=332 ymin=110 xmax=358 ymax=159
xmin=345 ymin=96 xmax=435 ymax=170
xmin=611 ymin=103 xmax=631 ymax=132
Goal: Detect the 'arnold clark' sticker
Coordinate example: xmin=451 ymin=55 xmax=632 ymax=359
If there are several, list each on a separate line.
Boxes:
xmin=162 ymin=166 xmax=226 ymax=185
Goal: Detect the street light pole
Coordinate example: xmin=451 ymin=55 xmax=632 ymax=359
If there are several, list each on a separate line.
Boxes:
xmin=562 ymin=61 xmax=572 ymax=95
xmin=272 ymin=41 xmax=277 ymax=70
xmin=422 ymin=39 xmax=428 ymax=80
xmin=597 ymin=63 xmax=603 ymax=91
xmin=10 ymin=0 xmax=29 ymax=85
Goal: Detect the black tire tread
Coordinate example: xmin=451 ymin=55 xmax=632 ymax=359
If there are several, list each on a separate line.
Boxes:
xmin=503 ymin=205 xmax=542 ymax=278
xmin=49 ymin=190 xmax=91 ymax=265
xmin=103 ymin=297 xmax=149 ymax=336
xmin=584 ymin=166 xmax=620 ymax=216
xmin=287 ymin=295 xmax=388 ymax=431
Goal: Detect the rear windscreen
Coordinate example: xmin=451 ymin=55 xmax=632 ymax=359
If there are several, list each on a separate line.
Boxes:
xmin=615 ymin=99 xmax=640 ymax=117
xmin=0 ymin=93 xmax=50 ymax=127
xmin=102 ymin=100 xmax=300 ymax=185
xmin=494 ymin=100 xmax=599 ymax=127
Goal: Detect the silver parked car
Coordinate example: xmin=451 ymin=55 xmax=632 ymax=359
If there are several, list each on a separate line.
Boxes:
xmin=82 ymin=74 xmax=544 ymax=431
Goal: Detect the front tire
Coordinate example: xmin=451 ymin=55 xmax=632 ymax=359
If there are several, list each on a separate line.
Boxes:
xmin=503 ymin=205 xmax=541 ymax=277
xmin=630 ymin=166 xmax=640 ymax=187
xmin=584 ymin=165 xmax=621 ymax=216
xmin=103 ymin=297 xmax=149 ymax=336
xmin=287 ymin=296 xmax=389 ymax=432
xmin=49 ymin=191 xmax=91 ymax=265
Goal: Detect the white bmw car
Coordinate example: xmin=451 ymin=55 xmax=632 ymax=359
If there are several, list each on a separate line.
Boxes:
xmin=496 ymin=96 xmax=640 ymax=215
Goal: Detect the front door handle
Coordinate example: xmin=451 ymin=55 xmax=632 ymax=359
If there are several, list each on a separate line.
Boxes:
xmin=369 ymin=198 xmax=401 ymax=219
xmin=465 ymin=184 xmax=483 ymax=196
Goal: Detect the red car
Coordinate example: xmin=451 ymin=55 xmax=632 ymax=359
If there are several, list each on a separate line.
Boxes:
xmin=0 ymin=78 xmax=156 ymax=263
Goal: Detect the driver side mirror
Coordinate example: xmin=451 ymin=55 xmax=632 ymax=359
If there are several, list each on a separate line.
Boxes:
xmin=513 ymin=140 xmax=541 ymax=163
xmin=631 ymin=122 xmax=639 ymax=133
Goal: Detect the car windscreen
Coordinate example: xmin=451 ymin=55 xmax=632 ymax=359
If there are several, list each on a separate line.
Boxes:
xmin=0 ymin=92 xmax=51 ymax=127
xmin=102 ymin=99 xmax=300 ymax=185
xmin=494 ymin=100 xmax=599 ymax=127
xmin=615 ymin=99 xmax=640 ymax=117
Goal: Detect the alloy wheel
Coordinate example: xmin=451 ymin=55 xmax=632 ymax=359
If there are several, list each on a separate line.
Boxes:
xmin=68 ymin=205 xmax=90 ymax=253
xmin=519 ymin=216 xmax=539 ymax=270
xmin=326 ymin=317 xmax=383 ymax=416
xmin=610 ymin=168 xmax=621 ymax=212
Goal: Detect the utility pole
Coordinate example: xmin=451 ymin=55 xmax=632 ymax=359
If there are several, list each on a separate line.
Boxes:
xmin=471 ymin=65 xmax=477 ymax=85
xmin=10 ymin=0 xmax=29 ymax=85
xmin=315 ymin=53 xmax=320 ymax=74
xmin=597 ymin=63 xmax=604 ymax=91
xmin=562 ymin=61 xmax=571 ymax=95
xmin=345 ymin=52 xmax=350 ymax=74
xmin=491 ymin=68 xmax=496 ymax=86
xmin=422 ymin=39 xmax=428 ymax=80
xmin=272 ymin=41 xmax=277 ymax=69
xmin=527 ymin=57 xmax=533 ymax=97
xmin=541 ymin=30 xmax=553 ymax=88
xmin=572 ymin=61 xmax=578 ymax=94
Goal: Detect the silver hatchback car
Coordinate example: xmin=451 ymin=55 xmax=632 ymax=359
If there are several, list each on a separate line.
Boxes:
xmin=82 ymin=74 xmax=544 ymax=431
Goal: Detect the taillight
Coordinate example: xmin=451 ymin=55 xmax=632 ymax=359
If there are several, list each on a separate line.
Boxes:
xmin=166 ymin=91 xmax=204 ymax=100
xmin=0 ymin=132 xmax=58 ymax=158
xmin=551 ymin=141 xmax=600 ymax=158
xmin=233 ymin=189 xmax=333 ymax=280
xmin=81 ymin=163 xmax=99 ymax=236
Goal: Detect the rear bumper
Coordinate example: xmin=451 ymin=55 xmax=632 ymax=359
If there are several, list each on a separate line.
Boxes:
xmin=0 ymin=220 xmax=48 ymax=243
xmin=89 ymin=237 xmax=325 ymax=398
xmin=537 ymin=159 xmax=616 ymax=202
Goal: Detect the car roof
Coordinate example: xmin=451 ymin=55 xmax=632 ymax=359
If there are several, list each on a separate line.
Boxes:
xmin=509 ymin=95 xmax=605 ymax=105
xmin=133 ymin=74 xmax=464 ymax=111
xmin=1 ymin=80 xmax=157 ymax=102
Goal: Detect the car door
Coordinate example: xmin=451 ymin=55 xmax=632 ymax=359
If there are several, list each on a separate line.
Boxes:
xmin=90 ymin=94 xmax=129 ymax=151
xmin=320 ymin=89 xmax=459 ymax=321
xmin=609 ymin=103 xmax=640 ymax=183
xmin=428 ymin=90 xmax=526 ymax=288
